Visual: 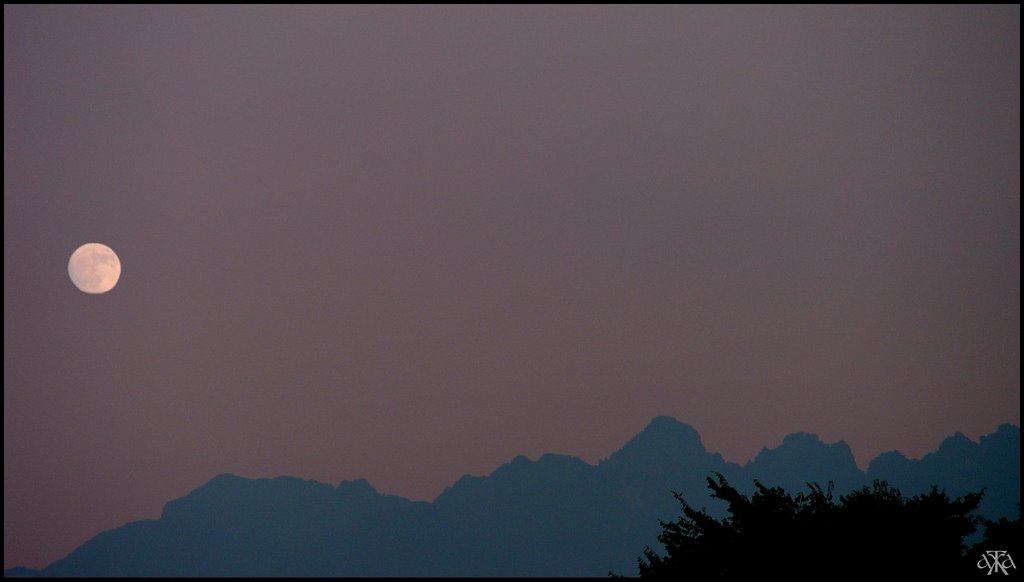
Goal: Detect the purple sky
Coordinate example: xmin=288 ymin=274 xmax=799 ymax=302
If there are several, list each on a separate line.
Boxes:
xmin=4 ymin=5 xmax=1019 ymax=570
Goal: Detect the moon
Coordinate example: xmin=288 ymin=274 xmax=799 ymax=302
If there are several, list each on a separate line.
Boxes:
xmin=68 ymin=243 xmax=121 ymax=294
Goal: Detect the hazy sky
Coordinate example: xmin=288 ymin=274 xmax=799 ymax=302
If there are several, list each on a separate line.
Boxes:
xmin=4 ymin=5 xmax=1019 ymax=570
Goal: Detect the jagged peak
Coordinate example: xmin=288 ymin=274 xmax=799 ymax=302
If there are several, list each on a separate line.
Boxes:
xmin=633 ymin=416 xmax=702 ymax=445
xmin=645 ymin=415 xmax=699 ymax=434
xmin=600 ymin=416 xmax=706 ymax=467
xmin=208 ymin=472 xmax=245 ymax=485
xmin=936 ymin=431 xmax=978 ymax=455
xmin=537 ymin=452 xmax=589 ymax=466
xmin=866 ymin=450 xmax=911 ymax=475
xmin=979 ymin=424 xmax=1021 ymax=450
xmin=160 ymin=473 xmax=336 ymax=520
xmin=490 ymin=452 xmax=589 ymax=479
xmin=161 ymin=473 xmax=246 ymax=513
xmin=872 ymin=449 xmax=910 ymax=463
xmin=749 ymin=432 xmax=856 ymax=468
xmin=337 ymin=477 xmax=379 ymax=496
xmin=782 ymin=432 xmax=824 ymax=446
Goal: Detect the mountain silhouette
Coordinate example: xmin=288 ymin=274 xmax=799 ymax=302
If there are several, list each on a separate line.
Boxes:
xmin=7 ymin=418 xmax=1019 ymax=577
xmin=867 ymin=424 xmax=1021 ymax=522
xmin=745 ymin=432 xmax=865 ymax=494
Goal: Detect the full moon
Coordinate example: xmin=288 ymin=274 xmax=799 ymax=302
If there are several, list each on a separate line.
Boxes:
xmin=68 ymin=243 xmax=121 ymax=294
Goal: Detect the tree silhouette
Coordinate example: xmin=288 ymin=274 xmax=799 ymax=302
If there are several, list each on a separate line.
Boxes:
xmin=637 ymin=473 xmax=986 ymax=578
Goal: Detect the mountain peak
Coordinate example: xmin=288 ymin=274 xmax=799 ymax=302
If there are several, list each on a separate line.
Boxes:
xmin=746 ymin=431 xmax=862 ymax=491
xmin=645 ymin=415 xmax=692 ymax=430
xmin=781 ymin=432 xmax=824 ymax=446
xmin=639 ymin=416 xmax=701 ymax=442
xmin=936 ymin=432 xmax=979 ymax=456
xmin=866 ymin=449 xmax=910 ymax=476
xmin=980 ymin=424 xmax=1021 ymax=453
xmin=337 ymin=478 xmax=379 ymax=497
xmin=600 ymin=416 xmax=706 ymax=468
xmin=750 ymin=431 xmax=856 ymax=463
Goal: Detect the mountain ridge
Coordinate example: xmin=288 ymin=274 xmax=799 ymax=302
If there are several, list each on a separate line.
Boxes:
xmin=7 ymin=417 xmax=1019 ymax=577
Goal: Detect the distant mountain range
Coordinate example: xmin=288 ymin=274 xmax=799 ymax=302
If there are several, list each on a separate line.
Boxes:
xmin=7 ymin=417 xmax=1019 ymax=577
